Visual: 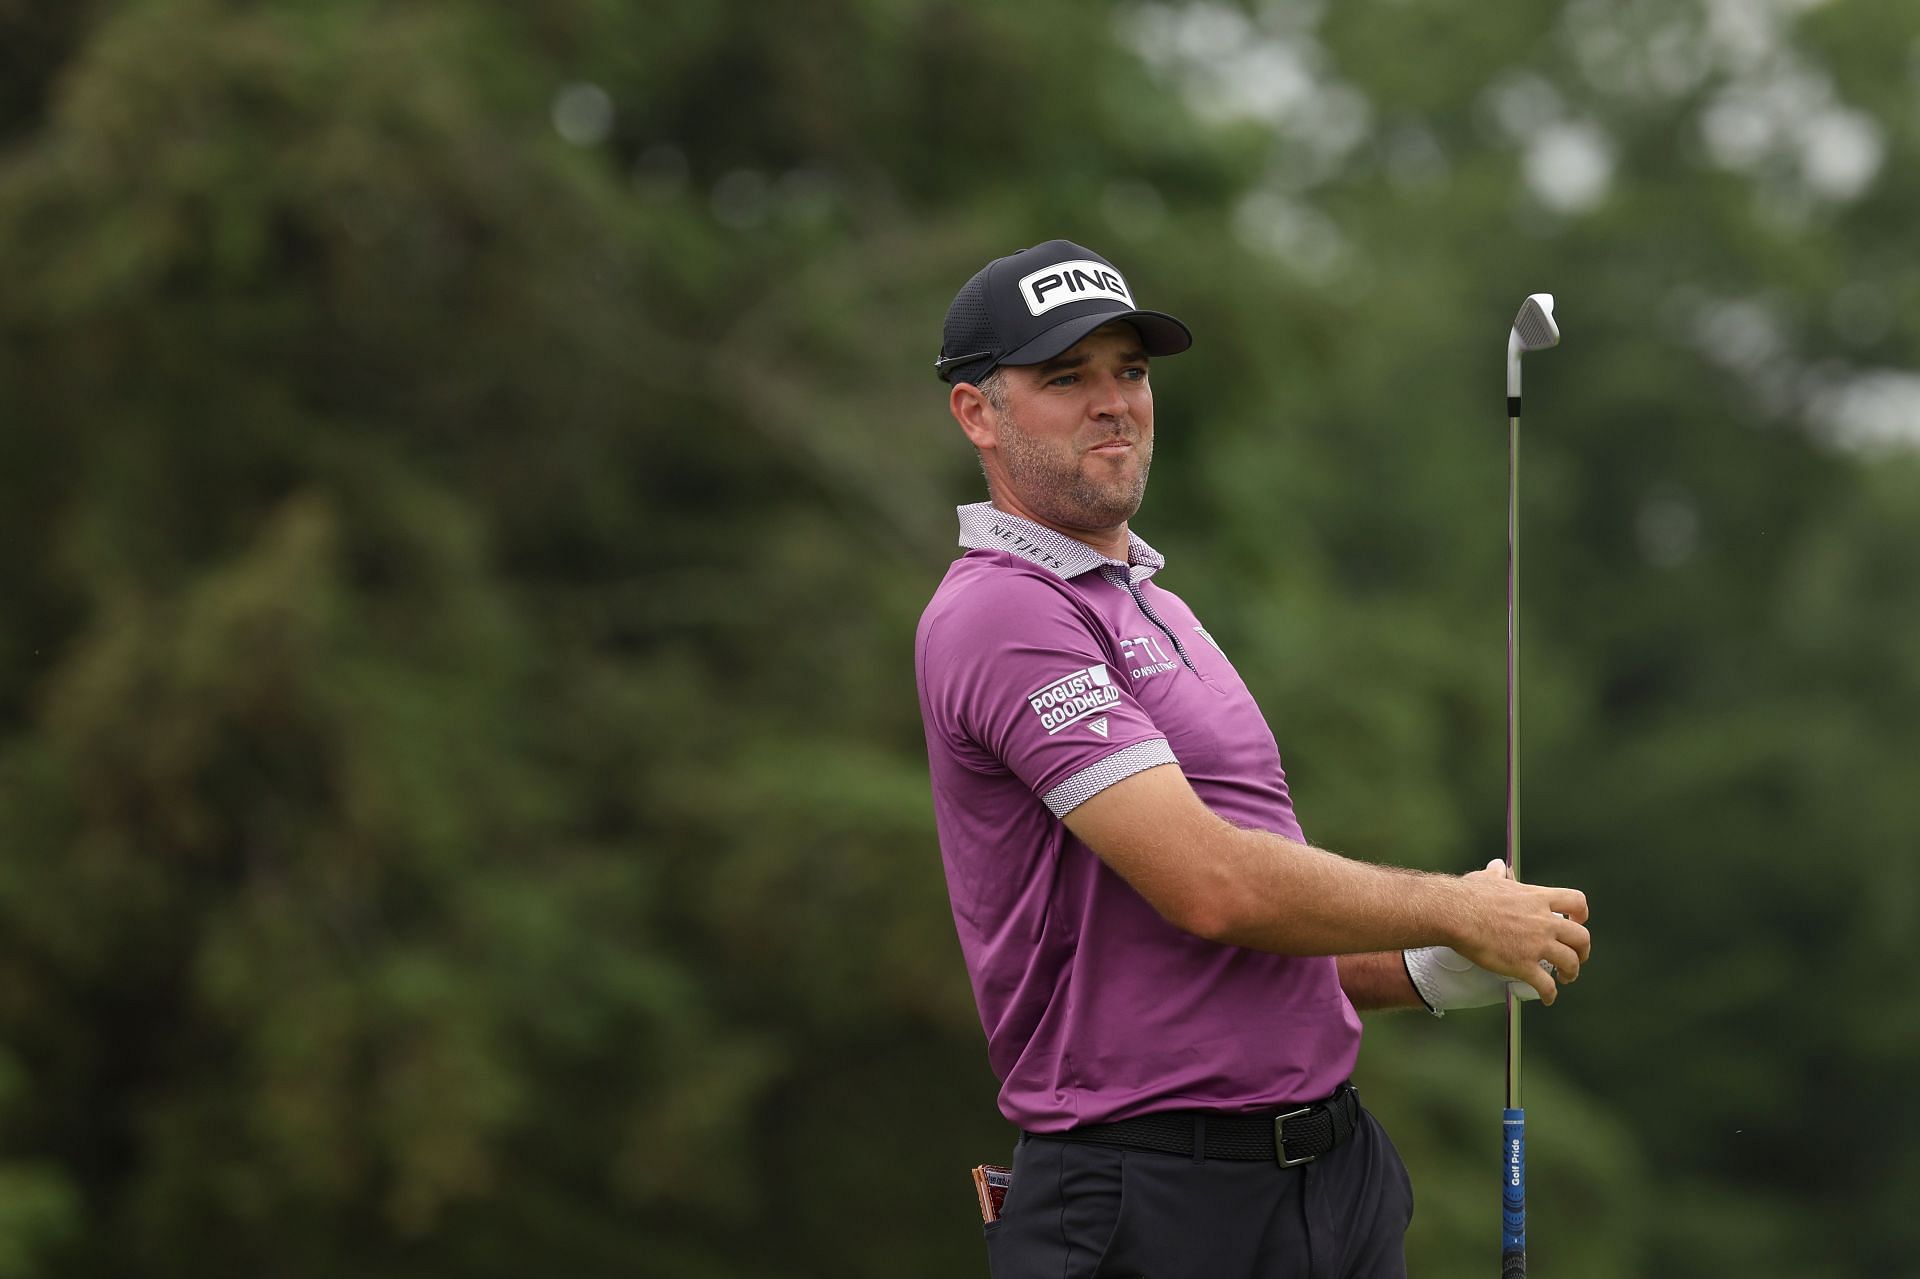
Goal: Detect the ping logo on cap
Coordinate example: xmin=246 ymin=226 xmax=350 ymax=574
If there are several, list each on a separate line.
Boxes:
xmin=1017 ymin=260 xmax=1134 ymax=317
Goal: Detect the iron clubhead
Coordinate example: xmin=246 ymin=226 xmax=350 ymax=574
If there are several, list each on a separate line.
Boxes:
xmin=1506 ymin=293 xmax=1560 ymax=400
xmin=1513 ymin=294 xmax=1559 ymax=352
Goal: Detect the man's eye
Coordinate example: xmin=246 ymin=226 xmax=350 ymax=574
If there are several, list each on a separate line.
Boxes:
xmin=1049 ymin=374 xmax=1077 ymax=387
xmin=1122 ymin=367 xmax=1148 ymax=381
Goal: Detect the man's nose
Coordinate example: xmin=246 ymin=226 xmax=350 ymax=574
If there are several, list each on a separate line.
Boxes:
xmin=1087 ymin=371 xmax=1129 ymax=418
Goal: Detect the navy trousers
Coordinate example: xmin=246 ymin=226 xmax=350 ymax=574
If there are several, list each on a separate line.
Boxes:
xmin=984 ymin=1107 xmax=1413 ymax=1279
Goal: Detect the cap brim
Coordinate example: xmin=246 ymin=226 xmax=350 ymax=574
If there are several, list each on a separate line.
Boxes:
xmin=999 ymin=308 xmax=1193 ymax=369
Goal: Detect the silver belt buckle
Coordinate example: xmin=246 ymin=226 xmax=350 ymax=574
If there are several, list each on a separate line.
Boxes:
xmin=1273 ymin=1106 xmax=1317 ymax=1167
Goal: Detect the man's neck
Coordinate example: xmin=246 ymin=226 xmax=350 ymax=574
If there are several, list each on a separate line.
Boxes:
xmin=988 ymin=498 xmax=1130 ymax=564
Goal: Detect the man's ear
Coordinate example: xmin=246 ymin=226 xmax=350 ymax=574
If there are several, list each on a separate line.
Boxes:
xmin=950 ymin=383 xmax=1000 ymax=450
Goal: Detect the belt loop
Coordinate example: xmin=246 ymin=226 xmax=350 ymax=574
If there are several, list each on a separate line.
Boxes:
xmin=1191 ymin=1114 xmax=1205 ymax=1164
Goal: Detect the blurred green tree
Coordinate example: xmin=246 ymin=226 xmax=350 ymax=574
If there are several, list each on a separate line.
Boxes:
xmin=1 ymin=0 xmax=1917 ymax=1276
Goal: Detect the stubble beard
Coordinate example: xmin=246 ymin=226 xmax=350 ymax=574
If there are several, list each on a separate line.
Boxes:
xmin=993 ymin=411 xmax=1152 ymax=533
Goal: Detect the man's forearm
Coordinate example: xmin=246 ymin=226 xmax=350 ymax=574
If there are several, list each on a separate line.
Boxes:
xmin=1336 ymin=951 xmax=1426 ymax=1011
xmin=1063 ymin=763 xmax=1588 ymax=998
xmin=1193 ymin=822 xmax=1475 ymax=956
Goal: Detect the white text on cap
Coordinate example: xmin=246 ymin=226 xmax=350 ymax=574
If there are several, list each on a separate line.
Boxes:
xmin=1016 ymin=260 xmax=1135 ymax=317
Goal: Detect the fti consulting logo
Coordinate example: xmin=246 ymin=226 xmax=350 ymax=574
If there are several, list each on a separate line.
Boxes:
xmin=1027 ymin=664 xmax=1120 ymax=734
xmin=1121 ymin=634 xmax=1176 ymax=680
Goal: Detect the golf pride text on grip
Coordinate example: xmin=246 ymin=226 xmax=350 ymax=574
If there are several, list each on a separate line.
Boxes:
xmin=1502 ymin=1109 xmax=1526 ymax=1277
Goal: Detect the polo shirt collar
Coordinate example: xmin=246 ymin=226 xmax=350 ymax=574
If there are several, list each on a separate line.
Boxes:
xmin=956 ymin=502 xmax=1165 ymax=583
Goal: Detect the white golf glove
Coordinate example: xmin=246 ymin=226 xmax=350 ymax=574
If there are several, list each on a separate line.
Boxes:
xmin=1402 ymin=946 xmax=1542 ymax=1018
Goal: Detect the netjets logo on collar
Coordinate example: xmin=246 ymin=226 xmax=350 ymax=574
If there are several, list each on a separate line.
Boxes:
xmin=1017 ymin=261 xmax=1134 ymax=316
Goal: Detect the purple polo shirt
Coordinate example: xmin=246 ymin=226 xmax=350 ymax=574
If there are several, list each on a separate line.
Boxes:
xmin=916 ymin=503 xmax=1361 ymax=1131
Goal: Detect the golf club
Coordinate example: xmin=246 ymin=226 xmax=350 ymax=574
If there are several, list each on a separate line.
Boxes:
xmin=1503 ymin=292 xmax=1559 ymax=1279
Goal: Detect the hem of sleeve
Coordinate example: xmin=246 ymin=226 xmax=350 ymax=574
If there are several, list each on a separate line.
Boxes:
xmin=1041 ymin=739 xmax=1177 ymax=817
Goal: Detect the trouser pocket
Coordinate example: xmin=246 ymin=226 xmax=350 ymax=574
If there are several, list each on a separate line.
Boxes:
xmin=985 ymin=1138 xmax=1127 ymax=1279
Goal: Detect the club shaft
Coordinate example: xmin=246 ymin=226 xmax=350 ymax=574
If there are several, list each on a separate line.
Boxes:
xmin=1502 ymin=411 xmax=1526 ymax=1277
xmin=1505 ymin=410 xmax=1522 ymax=1110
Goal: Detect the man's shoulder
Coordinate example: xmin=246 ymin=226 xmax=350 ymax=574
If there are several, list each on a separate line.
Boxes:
xmin=919 ymin=550 xmax=1089 ymax=642
xmin=914 ymin=552 xmax=1126 ymax=746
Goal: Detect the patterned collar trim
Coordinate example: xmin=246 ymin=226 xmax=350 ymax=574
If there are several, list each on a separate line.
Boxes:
xmin=955 ymin=502 xmax=1164 ymax=583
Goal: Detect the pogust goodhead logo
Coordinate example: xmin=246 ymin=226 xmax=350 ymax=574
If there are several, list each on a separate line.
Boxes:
xmin=1027 ymin=664 xmax=1120 ymax=735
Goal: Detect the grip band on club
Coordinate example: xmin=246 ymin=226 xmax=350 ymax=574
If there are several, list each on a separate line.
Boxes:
xmin=1502 ymin=1108 xmax=1526 ymax=1278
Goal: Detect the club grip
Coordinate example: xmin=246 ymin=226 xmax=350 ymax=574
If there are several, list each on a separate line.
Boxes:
xmin=1502 ymin=1108 xmax=1526 ymax=1277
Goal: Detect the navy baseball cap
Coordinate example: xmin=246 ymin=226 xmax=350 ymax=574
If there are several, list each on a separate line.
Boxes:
xmin=935 ymin=239 xmax=1193 ymax=385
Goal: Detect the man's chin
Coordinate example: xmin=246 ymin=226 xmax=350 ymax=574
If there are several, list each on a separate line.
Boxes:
xmin=1073 ymin=492 xmax=1146 ymax=529
xmin=1067 ymin=468 xmax=1144 ymax=515
xmin=1010 ymin=469 xmax=1149 ymax=534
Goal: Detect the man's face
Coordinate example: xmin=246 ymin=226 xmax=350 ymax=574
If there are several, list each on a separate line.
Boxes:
xmin=985 ymin=323 xmax=1155 ymax=533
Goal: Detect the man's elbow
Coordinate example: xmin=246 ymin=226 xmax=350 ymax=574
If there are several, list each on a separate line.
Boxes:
xmin=1153 ymin=871 xmax=1248 ymax=946
xmin=1173 ymin=901 xmax=1237 ymax=945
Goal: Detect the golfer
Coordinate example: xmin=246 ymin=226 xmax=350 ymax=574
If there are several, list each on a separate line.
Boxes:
xmin=914 ymin=239 xmax=1592 ymax=1278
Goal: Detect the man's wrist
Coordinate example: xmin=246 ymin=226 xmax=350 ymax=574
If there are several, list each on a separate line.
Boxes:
xmin=1402 ymin=947 xmax=1446 ymax=1018
xmin=1425 ymin=872 xmax=1478 ymax=953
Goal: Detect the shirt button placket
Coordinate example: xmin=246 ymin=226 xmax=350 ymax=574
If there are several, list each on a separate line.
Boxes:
xmin=1107 ymin=566 xmax=1195 ymax=674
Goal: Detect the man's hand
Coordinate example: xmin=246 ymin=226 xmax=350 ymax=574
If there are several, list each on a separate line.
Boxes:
xmin=1448 ymin=858 xmax=1590 ymax=1005
xmin=1402 ymin=944 xmax=1540 ymax=1016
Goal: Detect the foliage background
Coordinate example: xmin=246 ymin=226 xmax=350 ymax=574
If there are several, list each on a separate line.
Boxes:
xmin=2 ymin=1 xmax=1916 ymax=1275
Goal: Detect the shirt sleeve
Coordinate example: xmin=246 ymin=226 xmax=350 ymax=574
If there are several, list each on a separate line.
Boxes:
xmin=919 ymin=568 xmax=1177 ymax=816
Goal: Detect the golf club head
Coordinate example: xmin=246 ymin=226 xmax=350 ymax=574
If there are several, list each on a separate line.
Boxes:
xmin=1512 ymin=294 xmax=1559 ymax=352
xmin=1505 ymin=293 xmax=1559 ymax=401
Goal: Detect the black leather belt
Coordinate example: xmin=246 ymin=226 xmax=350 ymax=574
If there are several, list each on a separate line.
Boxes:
xmin=1028 ymin=1082 xmax=1361 ymax=1168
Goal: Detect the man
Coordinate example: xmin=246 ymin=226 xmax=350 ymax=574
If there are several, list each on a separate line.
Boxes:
xmin=914 ymin=239 xmax=1593 ymax=1278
